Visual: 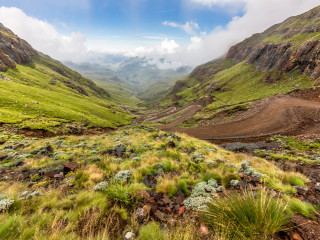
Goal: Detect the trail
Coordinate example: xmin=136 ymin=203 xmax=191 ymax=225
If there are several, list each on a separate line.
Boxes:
xmin=171 ymin=96 xmax=320 ymax=139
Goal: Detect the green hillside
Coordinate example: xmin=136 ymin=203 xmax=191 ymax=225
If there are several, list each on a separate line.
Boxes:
xmin=159 ymin=6 xmax=320 ymax=122
xmin=0 ymin=55 xmax=133 ymax=132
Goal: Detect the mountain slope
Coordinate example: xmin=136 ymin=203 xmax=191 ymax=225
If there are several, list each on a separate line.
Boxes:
xmin=0 ymin=24 xmax=133 ymax=133
xmin=66 ymin=57 xmax=190 ymax=107
xmin=161 ymin=6 xmax=320 ymax=114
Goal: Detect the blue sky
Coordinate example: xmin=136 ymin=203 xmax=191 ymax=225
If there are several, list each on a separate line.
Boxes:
xmin=0 ymin=0 xmax=244 ymax=44
xmin=0 ymin=0 xmax=319 ymax=67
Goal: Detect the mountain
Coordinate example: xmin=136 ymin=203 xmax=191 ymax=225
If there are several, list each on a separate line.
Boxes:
xmin=0 ymin=23 xmax=133 ymax=134
xmin=65 ymin=56 xmax=191 ymax=107
xmin=160 ymin=6 xmax=320 ymax=122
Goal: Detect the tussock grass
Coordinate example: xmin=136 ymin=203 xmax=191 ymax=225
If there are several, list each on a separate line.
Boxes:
xmin=202 ymin=188 xmax=289 ymax=240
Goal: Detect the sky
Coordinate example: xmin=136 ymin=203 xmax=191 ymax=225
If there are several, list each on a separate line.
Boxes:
xmin=0 ymin=0 xmax=320 ymax=69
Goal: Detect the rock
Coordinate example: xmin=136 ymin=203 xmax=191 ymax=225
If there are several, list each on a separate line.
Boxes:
xmin=10 ymin=161 xmax=25 ymax=168
xmin=136 ymin=208 xmax=147 ymax=223
xmin=115 ymin=170 xmax=132 ymax=183
xmin=167 ymin=141 xmax=176 ymax=148
xmin=31 ymin=145 xmax=53 ymax=156
xmin=200 ymin=223 xmax=209 ymax=235
xmin=154 ymin=210 xmax=166 ymax=221
xmin=290 ymin=233 xmax=303 ymax=240
xmin=93 ymin=182 xmax=108 ymax=191
xmin=63 ymin=162 xmax=78 ymax=173
xmin=295 ymin=186 xmax=308 ymax=196
xmin=124 ymin=232 xmax=135 ymax=240
xmin=54 ymin=173 xmax=64 ymax=180
xmin=178 ymin=206 xmax=184 ymax=216
xmin=138 ymin=190 xmax=150 ymax=200
xmin=114 ymin=144 xmax=127 ymax=157
xmin=315 ymin=182 xmax=320 ymax=192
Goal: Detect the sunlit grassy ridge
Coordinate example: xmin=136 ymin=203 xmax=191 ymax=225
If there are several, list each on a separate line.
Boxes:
xmin=0 ymin=55 xmax=133 ymax=131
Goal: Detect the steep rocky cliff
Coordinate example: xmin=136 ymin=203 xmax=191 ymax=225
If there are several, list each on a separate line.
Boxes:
xmin=226 ymin=6 xmax=320 ymax=81
xmin=0 ymin=23 xmax=38 ymax=71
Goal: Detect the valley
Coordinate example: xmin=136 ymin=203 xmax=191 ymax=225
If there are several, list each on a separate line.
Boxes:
xmin=1 ymin=3 xmax=320 ymax=240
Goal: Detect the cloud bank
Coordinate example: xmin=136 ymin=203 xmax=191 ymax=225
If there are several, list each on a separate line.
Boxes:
xmin=0 ymin=1 xmax=320 ymax=69
xmin=0 ymin=7 xmax=89 ymax=62
xmin=149 ymin=0 xmax=320 ymax=68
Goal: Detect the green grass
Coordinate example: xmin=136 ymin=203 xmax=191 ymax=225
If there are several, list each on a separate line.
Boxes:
xmin=284 ymin=195 xmax=319 ymax=219
xmin=0 ymin=56 xmax=133 ymax=131
xmin=202 ymin=188 xmax=289 ymax=240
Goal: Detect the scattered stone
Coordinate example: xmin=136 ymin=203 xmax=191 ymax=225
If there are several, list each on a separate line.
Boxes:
xmin=93 ymin=181 xmax=108 ymax=191
xmin=200 ymin=223 xmax=209 ymax=235
xmin=115 ymin=170 xmax=132 ymax=183
xmin=138 ymin=190 xmax=150 ymax=200
xmin=290 ymin=233 xmax=303 ymax=240
xmin=315 ymin=182 xmax=320 ymax=192
xmin=124 ymin=231 xmax=135 ymax=240
xmin=63 ymin=162 xmax=78 ymax=173
xmin=54 ymin=173 xmax=64 ymax=180
xmin=295 ymin=186 xmax=308 ymax=196
xmin=178 ymin=206 xmax=184 ymax=216
xmin=136 ymin=207 xmax=147 ymax=223
xmin=154 ymin=210 xmax=166 ymax=221
xmin=167 ymin=141 xmax=176 ymax=148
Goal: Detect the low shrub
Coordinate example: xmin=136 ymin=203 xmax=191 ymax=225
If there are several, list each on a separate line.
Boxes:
xmin=202 ymin=188 xmax=289 ymax=239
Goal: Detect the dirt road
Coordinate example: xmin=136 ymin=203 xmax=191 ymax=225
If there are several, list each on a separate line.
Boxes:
xmin=140 ymin=94 xmax=320 ymax=140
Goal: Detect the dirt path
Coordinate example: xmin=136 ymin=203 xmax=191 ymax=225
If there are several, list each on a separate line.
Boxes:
xmin=170 ymin=96 xmax=320 ymax=139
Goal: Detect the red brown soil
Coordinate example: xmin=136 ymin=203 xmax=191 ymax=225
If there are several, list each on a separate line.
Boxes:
xmin=152 ymin=90 xmax=320 ymax=140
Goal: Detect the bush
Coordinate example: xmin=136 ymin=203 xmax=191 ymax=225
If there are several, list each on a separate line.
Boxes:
xmin=104 ymin=185 xmax=131 ymax=205
xmin=178 ymin=179 xmax=190 ymax=196
xmin=139 ymin=222 xmax=164 ymax=240
xmin=201 ymin=171 xmax=221 ymax=183
xmin=202 ymin=188 xmax=289 ymax=239
xmin=284 ymin=195 xmax=318 ymax=219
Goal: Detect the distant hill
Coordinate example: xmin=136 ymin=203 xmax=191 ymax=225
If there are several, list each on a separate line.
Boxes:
xmin=66 ymin=56 xmax=191 ymax=107
xmin=0 ymin=23 xmax=133 ymax=134
xmin=160 ymin=6 xmax=320 ymax=116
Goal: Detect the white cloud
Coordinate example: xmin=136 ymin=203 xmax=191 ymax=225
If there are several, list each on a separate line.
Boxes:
xmin=163 ymin=21 xmax=199 ymax=35
xmin=0 ymin=7 xmax=89 ymax=62
xmin=157 ymin=0 xmax=320 ymax=68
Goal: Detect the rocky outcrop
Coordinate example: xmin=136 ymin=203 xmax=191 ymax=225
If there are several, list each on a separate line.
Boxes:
xmin=225 ymin=6 xmax=320 ymax=81
xmin=0 ymin=23 xmax=38 ymax=71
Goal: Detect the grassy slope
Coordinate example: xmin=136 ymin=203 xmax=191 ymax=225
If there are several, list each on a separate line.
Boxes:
xmin=0 ymin=126 xmax=316 ymax=239
xmin=0 ymin=56 xmax=133 ymax=131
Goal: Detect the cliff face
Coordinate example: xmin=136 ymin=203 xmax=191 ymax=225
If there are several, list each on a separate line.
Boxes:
xmin=226 ymin=6 xmax=320 ymax=81
xmin=0 ymin=23 xmax=38 ymax=71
